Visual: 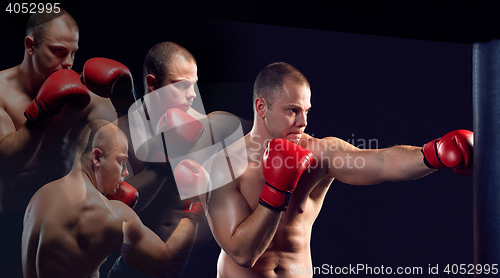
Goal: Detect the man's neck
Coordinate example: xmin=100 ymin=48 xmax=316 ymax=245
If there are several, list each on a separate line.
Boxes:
xmin=74 ymin=159 xmax=99 ymax=192
xmin=249 ymin=120 xmax=274 ymax=154
xmin=18 ymin=59 xmax=43 ymax=99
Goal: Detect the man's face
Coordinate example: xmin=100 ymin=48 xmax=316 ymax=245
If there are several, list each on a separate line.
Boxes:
xmin=157 ymin=56 xmax=198 ymax=112
xmin=30 ymin=16 xmax=79 ymax=80
xmin=264 ymin=79 xmax=311 ymax=144
xmin=95 ymin=132 xmax=129 ymax=196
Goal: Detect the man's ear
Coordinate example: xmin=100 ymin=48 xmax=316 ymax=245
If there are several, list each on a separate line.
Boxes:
xmin=92 ymin=148 xmax=103 ymax=168
xmin=255 ymin=98 xmax=267 ymax=119
xmin=25 ymin=36 xmax=35 ymax=55
xmin=146 ymin=74 xmax=157 ymax=92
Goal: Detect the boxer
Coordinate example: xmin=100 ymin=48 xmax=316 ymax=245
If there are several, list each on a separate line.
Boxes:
xmin=205 ymin=62 xmax=473 ymax=277
xmin=21 ymin=120 xmax=205 ymax=278
xmin=107 ymin=42 xmax=249 ymax=278
xmin=0 ymin=10 xmax=118 ymax=277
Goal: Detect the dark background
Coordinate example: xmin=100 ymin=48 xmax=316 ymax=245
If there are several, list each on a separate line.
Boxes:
xmin=1 ymin=1 xmax=492 ymax=276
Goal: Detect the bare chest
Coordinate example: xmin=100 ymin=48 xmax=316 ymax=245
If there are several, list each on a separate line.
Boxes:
xmin=2 ymin=100 xmax=89 ymax=211
xmin=9 ymin=98 xmax=87 ymax=168
xmin=239 ymin=166 xmax=321 ymax=227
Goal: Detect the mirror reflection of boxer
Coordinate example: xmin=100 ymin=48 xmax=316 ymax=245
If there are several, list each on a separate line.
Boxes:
xmin=0 ymin=10 xmax=119 ymax=277
xmin=205 ymin=62 xmax=473 ymax=278
xmin=108 ymin=42 xmax=230 ymax=278
xmin=21 ymin=120 xmax=204 ymax=278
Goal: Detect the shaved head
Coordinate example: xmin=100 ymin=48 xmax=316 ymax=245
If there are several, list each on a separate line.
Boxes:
xmin=26 ymin=9 xmax=78 ymax=46
xmin=253 ymin=62 xmax=310 ymax=112
xmin=76 ymin=120 xmax=126 ymax=164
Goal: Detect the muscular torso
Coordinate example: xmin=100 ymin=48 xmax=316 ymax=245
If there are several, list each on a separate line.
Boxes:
xmin=218 ymin=135 xmax=335 ymax=278
xmin=22 ymin=175 xmax=123 ymax=278
xmin=1 ymin=107 xmax=85 ymax=212
xmin=0 ymin=67 xmax=116 ymax=212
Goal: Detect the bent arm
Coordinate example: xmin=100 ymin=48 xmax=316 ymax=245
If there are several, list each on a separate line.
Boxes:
xmin=0 ymin=107 xmax=44 ymax=179
xmin=207 ymin=178 xmax=282 ymax=268
xmin=321 ymin=137 xmax=434 ymax=185
xmin=121 ymin=208 xmax=200 ymax=277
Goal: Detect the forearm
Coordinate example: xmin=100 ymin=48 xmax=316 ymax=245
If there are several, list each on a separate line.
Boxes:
xmin=334 ymin=145 xmax=435 ymax=185
xmin=221 ymin=205 xmax=282 ymax=267
xmin=163 ymin=217 xmax=199 ymax=262
xmin=122 ymin=210 xmax=200 ymax=276
xmin=124 ymin=217 xmax=199 ymax=277
xmin=0 ymin=121 xmax=44 ymax=178
xmin=380 ymin=145 xmax=434 ymax=181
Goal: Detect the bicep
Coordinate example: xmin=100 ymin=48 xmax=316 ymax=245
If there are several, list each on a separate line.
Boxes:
xmin=328 ymin=148 xmax=387 ymax=185
xmin=121 ymin=211 xmax=172 ymax=268
xmin=321 ymin=137 xmax=387 ymax=185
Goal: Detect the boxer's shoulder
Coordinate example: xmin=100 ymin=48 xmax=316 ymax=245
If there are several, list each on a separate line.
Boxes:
xmin=299 ymin=134 xmax=328 ymax=154
xmin=0 ymin=68 xmax=29 ymax=112
xmin=0 ymin=66 xmax=18 ymax=86
xmin=84 ymin=92 xmax=118 ymax=123
xmin=106 ymin=196 xmax=138 ymax=224
xmin=300 ymin=135 xmax=356 ymax=154
xmin=208 ymin=111 xmax=252 ymax=138
xmin=28 ymin=175 xmax=84 ymax=210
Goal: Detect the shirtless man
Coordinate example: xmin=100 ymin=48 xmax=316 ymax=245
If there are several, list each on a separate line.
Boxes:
xmin=205 ymin=62 xmax=473 ymax=277
xmin=107 ymin=42 xmax=247 ymax=277
xmin=21 ymin=120 xmax=204 ymax=278
xmin=0 ymin=10 xmax=120 ymax=277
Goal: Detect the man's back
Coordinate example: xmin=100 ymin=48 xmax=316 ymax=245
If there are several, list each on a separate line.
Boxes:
xmin=22 ymin=172 xmax=123 ymax=278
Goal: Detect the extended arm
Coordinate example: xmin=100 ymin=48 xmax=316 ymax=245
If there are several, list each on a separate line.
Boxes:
xmin=322 ymin=130 xmax=473 ymax=185
xmin=330 ymin=143 xmax=432 ymax=185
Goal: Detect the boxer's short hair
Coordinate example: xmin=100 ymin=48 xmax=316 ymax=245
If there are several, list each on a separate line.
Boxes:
xmin=26 ymin=9 xmax=78 ymax=46
xmin=143 ymin=42 xmax=196 ymax=91
xmin=253 ymin=62 xmax=309 ymax=111
xmin=77 ymin=120 xmax=122 ymax=164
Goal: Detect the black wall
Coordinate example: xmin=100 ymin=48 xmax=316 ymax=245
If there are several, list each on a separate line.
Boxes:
xmin=1 ymin=1 xmax=486 ymax=276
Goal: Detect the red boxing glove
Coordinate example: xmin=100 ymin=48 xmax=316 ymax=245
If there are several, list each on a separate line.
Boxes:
xmin=25 ymin=69 xmax=91 ymax=129
xmin=106 ymin=181 xmax=139 ymax=209
xmin=156 ymin=108 xmax=204 ymax=159
xmin=183 ymin=197 xmax=205 ymax=221
xmin=81 ymin=57 xmax=135 ymax=113
xmin=174 ymin=159 xmax=210 ymax=198
xmin=422 ymin=130 xmax=473 ymax=176
xmin=259 ymin=138 xmax=313 ymax=211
